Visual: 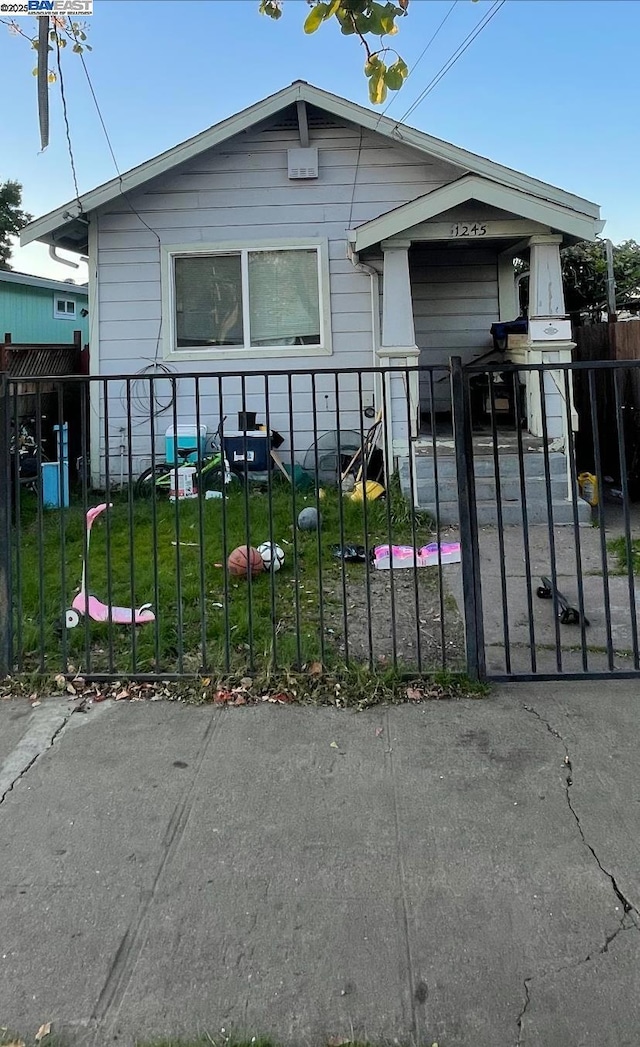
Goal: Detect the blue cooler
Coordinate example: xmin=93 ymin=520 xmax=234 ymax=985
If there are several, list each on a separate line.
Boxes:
xmin=223 ymin=430 xmax=270 ymax=472
xmin=165 ymin=425 xmax=208 ymax=464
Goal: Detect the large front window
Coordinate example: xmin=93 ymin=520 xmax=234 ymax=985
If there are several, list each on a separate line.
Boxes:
xmin=174 ymin=247 xmax=322 ymax=351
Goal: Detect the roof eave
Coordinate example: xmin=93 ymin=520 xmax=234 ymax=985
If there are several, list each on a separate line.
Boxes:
xmin=21 ymin=81 xmax=601 ymax=249
xmin=349 ymin=175 xmax=602 ymax=252
xmin=20 ymin=82 xmax=307 ymax=249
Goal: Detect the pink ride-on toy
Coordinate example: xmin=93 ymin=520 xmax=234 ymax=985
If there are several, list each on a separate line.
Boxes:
xmin=64 ymin=503 xmax=155 ymax=630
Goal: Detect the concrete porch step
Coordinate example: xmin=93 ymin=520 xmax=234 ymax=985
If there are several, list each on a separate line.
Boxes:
xmin=405 ymin=451 xmax=567 ymax=482
xmin=422 ymin=498 xmax=592 ymax=527
xmin=415 ymin=476 xmax=570 ymax=504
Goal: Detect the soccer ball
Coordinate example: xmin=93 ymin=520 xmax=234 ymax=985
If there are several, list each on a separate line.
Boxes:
xmin=257 ymin=541 xmax=285 ymax=572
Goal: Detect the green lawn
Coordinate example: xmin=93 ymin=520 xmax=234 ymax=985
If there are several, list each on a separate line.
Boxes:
xmin=11 ymin=477 xmax=441 ymax=678
xmin=608 ymin=535 xmax=640 ymax=574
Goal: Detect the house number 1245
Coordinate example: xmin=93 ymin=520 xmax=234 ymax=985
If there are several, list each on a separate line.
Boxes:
xmin=450 ymin=223 xmax=487 ymax=237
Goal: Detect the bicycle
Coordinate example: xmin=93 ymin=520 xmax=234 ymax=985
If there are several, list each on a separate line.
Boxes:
xmin=134 ymin=420 xmax=241 ymax=498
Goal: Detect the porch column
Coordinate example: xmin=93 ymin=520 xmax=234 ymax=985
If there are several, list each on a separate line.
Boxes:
xmin=378 ymin=238 xmax=420 ymax=470
xmin=526 ymin=234 xmax=576 ymax=443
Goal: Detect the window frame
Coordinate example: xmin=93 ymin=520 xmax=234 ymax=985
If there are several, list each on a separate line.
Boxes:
xmin=53 ymin=295 xmax=77 ymax=320
xmin=162 ymin=239 xmax=332 ymax=360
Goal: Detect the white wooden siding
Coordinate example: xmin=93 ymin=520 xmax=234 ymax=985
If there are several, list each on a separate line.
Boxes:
xmin=94 ymin=110 xmax=463 ymax=473
xmin=411 ymin=245 xmax=499 ymax=413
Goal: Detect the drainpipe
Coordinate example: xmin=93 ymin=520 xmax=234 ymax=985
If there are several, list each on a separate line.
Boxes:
xmin=347 ymin=243 xmax=381 ymax=361
xmin=49 ymin=245 xmax=90 ymax=268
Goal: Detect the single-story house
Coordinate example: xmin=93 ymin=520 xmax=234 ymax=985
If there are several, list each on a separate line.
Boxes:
xmin=20 ymin=81 xmax=602 ymax=513
xmin=0 ymin=269 xmax=88 ymax=345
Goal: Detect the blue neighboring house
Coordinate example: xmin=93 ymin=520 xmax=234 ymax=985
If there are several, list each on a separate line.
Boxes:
xmin=0 ymin=269 xmax=89 ymax=345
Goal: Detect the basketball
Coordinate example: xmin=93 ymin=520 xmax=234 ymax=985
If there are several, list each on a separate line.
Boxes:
xmin=228 ymin=545 xmax=264 ymax=578
xmin=257 ymin=541 xmax=285 ymax=572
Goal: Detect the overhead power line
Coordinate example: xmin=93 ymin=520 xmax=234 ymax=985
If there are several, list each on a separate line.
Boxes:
xmin=380 ymin=0 xmax=459 ymax=120
xmin=398 ymin=0 xmax=507 ymax=125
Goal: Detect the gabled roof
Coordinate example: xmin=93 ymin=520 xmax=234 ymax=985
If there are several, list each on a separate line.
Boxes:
xmin=0 ymin=268 xmax=88 ymax=295
xmin=351 ymin=174 xmax=603 ymax=250
xmin=21 ymin=80 xmax=600 ymax=253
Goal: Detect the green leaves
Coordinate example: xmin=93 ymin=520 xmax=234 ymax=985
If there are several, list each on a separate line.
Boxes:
xmin=383 ymin=56 xmax=408 ymax=90
xmin=304 ymin=2 xmax=329 ymax=33
xmin=259 ymin=0 xmax=283 ymax=17
xmin=369 ymin=67 xmax=387 ymax=104
xmin=258 ymin=0 xmax=413 ymax=104
xmin=364 ymin=52 xmax=408 ymax=103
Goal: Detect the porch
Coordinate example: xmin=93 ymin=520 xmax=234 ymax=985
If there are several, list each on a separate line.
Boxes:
xmin=348 ymin=173 xmax=601 ymax=523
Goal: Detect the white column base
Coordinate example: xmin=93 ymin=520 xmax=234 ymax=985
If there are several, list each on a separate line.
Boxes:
xmin=520 ymin=340 xmax=575 ymax=440
xmin=376 ymin=346 xmax=419 ymax=463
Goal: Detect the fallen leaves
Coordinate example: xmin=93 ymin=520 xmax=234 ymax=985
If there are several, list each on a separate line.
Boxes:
xmin=375 ymin=726 xmax=384 ymax=737
xmin=406 ymin=686 xmax=424 ymax=702
xmin=35 ymin=1023 xmax=52 ymax=1042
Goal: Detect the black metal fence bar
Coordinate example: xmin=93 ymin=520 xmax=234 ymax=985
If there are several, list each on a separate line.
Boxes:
xmin=125 ymin=378 xmax=138 ymax=674
xmin=613 ymin=369 xmax=640 ymax=669
xmin=427 ymin=369 xmax=447 ymax=672
xmin=310 ymin=372 xmax=326 ymax=668
xmin=148 ymin=376 xmax=162 ymax=672
xmin=452 ymin=357 xmax=484 ymax=680
xmin=0 ymin=377 xmax=11 ymax=677
xmin=588 ymin=369 xmax=615 ymax=671
xmin=10 ymin=386 xmax=22 ymax=672
xmin=333 ymin=372 xmax=350 ymax=666
xmin=380 ymin=371 xmax=398 ymax=669
xmin=538 ymin=369 xmax=563 ymax=673
xmin=512 ymin=369 xmax=537 ymax=674
xmin=102 ymin=378 xmax=115 ymax=674
xmin=562 ymin=368 xmax=589 ymax=672
xmin=487 ymin=371 xmax=511 ymax=674
xmin=262 ymin=373 xmax=279 ymax=671
xmin=79 ymin=377 xmax=92 ymax=674
xmin=194 ymin=376 xmax=208 ymax=674
xmin=34 ymin=385 xmax=46 ymax=675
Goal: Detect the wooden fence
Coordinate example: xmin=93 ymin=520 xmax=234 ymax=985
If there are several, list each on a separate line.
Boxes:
xmin=0 ymin=330 xmax=88 ymax=387
xmin=573 ymin=321 xmax=640 ymax=479
xmin=574 ymin=320 xmax=640 ymax=362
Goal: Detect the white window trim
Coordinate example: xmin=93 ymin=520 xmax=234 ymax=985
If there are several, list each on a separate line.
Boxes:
xmin=161 ymin=238 xmax=332 ymax=360
xmin=53 ymin=295 xmax=76 ymax=320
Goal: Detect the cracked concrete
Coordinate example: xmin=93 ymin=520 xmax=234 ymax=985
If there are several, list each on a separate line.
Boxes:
xmin=515 ymin=700 xmax=640 ymax=1046
xmin=0 ymin=699 xmax=75 ymax=804
xmin=1 ymin=683 xmax=640 ymax=1047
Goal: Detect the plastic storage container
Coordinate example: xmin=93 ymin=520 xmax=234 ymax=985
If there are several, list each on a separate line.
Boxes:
xmin=41 ymin=461 xmax=70 ymax=508
xmin=223 ymin=431 xmax=269 ymax=472
xmin=165 ymin=425 xmax=208 ymax=465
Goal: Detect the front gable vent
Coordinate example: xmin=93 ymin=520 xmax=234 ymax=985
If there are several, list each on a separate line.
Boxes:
xmin=287 ymin=147 xmax=318 ymax=179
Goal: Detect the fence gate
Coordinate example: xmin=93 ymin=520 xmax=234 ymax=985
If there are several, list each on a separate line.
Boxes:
xmin=454 ymin=356 xmax=640 ymax=681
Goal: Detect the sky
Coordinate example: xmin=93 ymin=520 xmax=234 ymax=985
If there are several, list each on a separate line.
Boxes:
xmin=2 ymin=0 xmax=639 ymax=283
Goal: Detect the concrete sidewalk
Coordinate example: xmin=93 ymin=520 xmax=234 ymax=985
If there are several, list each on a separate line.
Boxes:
xmin=1 ymin=685 xmax=640 ymax=1047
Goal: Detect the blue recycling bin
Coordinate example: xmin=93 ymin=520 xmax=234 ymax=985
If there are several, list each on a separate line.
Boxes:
xmin=41 ymin=423 xmax=69 ymax=508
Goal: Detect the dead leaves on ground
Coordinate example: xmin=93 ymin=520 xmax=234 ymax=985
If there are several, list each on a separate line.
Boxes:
xmin=1 ymin=656 xmax=484 ymax=711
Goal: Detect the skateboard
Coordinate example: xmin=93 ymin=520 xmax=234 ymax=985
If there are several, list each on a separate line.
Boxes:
xmin=536 ymin=576 xmax=590 ymax=626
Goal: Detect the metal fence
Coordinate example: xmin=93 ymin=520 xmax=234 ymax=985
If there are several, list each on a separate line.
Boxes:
xmin=2 ymin=357 xmax=640 ymax=683
xmin=0 ymin=365 xmax=463 ymax=681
